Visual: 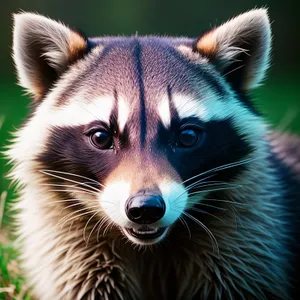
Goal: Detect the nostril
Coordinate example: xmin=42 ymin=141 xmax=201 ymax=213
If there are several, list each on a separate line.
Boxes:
xmin=125 ymin=195 xmax=165 ymax=224
xmin=128 ymin=207 xmax=142 ymax=220
xmin=151 ymin=207 xmax=164 ymax=218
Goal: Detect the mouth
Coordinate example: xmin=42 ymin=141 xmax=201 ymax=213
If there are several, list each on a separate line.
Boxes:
xmin=124 ymin=226 xmax=168 ymax=241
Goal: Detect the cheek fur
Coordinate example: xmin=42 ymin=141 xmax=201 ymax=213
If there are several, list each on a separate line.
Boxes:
xmin=100 ymin=180 xmax=131 ymax=227
xmin=158 ymin=181 xmax=188 ymax=226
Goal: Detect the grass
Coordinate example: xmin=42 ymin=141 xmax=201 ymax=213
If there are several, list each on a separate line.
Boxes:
xmin=0 ymin=76 xmax=299 ymax=299
xmin=0 ymin=193 xmax=30 ymax=299
xmin=0 ymin=116 xmax=30 ymax=300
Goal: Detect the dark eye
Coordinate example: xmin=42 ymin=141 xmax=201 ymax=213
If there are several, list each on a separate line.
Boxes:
xmin=177 ymin=128 xmax=202 ymax=148
xmin=90 ymin=131 xmax=113 ymax=149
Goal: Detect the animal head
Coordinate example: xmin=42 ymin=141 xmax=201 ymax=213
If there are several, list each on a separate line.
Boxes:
xmin=9 ymin=9 xmax=271 ymax=245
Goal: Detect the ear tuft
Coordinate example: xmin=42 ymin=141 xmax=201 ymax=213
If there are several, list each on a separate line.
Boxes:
xmin=13 ymin=13 xmax=88 ymax=100
xmin=194 ymin=30 xmax=217 ymax=59
xmin=195 ymin=9 xmax=272 ymax=91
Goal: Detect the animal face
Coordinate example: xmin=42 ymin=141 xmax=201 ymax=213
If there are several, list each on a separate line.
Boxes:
xmin=10 ymin=9 xmax=271 ymax=245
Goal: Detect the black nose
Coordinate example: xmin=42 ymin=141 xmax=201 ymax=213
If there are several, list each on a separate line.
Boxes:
xmin=125 ymin=194 xmax=166 ymax=224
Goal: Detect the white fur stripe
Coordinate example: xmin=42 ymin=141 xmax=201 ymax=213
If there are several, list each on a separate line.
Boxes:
xmin=43 ymin=95 xmax=114 ymax=127
xmin=158 ymin=96 xmax=171 ymax=128
xmin=172 ymin=92 xmax=266 ymax=145
xmin=118 ymin=97 xmax=130 ymax=132
xmin=172 ymin=94 xmax=206 ymax=120
xmin=100 ymin=180 xmax=131 ymax=227
xmin=7 ymin=95 xmax=114 ymax=164
xmin=158 ymin=181 xmax=187 ymax=225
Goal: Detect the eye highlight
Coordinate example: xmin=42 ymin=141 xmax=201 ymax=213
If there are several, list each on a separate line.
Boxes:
xmin=177 ymin=126 xmax=203 ymax=148
xmin=90 ymin=131 xmax=113 ymax=150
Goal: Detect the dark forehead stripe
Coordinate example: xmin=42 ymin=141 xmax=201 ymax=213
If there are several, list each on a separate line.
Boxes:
xmin=109 ymin=88 xmax=119 ymax=130
xmin=167 ymin=85 xmax=180 ymax=123
xmin=133 ymin=40 xmax=147 ymax=148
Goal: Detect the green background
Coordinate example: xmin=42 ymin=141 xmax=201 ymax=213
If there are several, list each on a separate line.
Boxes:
xmin=0 ymin=0 xmax=300 ymax=221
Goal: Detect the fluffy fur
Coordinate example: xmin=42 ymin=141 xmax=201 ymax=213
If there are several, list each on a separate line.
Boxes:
xmin=7 ymin=9 xmax=300 ymax=300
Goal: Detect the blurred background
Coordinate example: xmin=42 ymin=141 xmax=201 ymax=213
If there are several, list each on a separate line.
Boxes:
xmin=0 ymin=0 xmax=300 ymax=217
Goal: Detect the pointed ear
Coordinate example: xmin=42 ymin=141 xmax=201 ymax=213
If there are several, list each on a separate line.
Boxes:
xmin=195 ymin=9 xmax=271 ymax=91
xmin=13 ymin=13 xmax=88 ymax=100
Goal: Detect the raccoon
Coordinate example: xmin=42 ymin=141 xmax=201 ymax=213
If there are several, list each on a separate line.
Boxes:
xmin=7 ymin=8 xmax=300 ymax=300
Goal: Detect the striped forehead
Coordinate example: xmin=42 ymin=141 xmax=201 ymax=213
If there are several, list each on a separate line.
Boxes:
xmin=45 ymin=86 xmax=226 ymax=133
xmin=44 ymin=37 xmax=233 ymax=130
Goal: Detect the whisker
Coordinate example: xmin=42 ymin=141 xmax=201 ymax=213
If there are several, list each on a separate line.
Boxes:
xmin=186 ymin=207 xmax=226 ymax=224
xmin=83 ymin=210 xmax=99 ymax=243
xmin=85 ymin=214 xmax=103 ymax=245
xmin=58 ymin=206 xmax=100 ymax=227
xmin=62 ymin=202 xmax=83 ymax=211
xmin=59 ymin=210 xmax=100 ymax=229
xmin=47 ymin=198 xmax=114 ymax=206
xmin=176 ymin=197 xmax=246 ymax=207
xmin=195 ymin=198 xmax=248 ymax=206
xmin=40 ymin=169 xmax=106 ymax=188
xmin=223 ymin=64 xmax=245 ymax=77
xmin=189 ymin=197 xmax=242 ymax=230
xmin=80 ymin=181 xmax=102 ymax=186
xmin=184 ymin=198 xmax=246 ymax=225
xmin=97 ymin=215 xmax=111 ymax=241
xmin=182 ymin=173 xmax=216 ymax=187
xmin=190 ymin=180 xmax=238 ymax=185
xmin=174 ymin=184 xmax=242 ymax=205
xmin=181 ymin=211 xmax=219 ymax=254
xmin=179 ymin=216 xmax=191 ymax=240
xmin=188 ymin=185 xmax=242 ymax=195
xmin=47 ymin=198 xmax=82 ymax=205
xmin=68 ymin=219 xmax=75 ymax=235
xmin=103 ymin=218 xmax=115 ymax=236
xmin=41 ymin=183 xmax=101 ymax=194
xmin=205 ymin=198 xmax=243 ymax=228
xmin=188 ymin=201 xmax=227 ymax=211
xmin=182 ymin=157 xmax=260 ymax=186
xmin=185 ymin=181 xmax=242 ymax=192
xmin=48 ymin=189 xmax=98 ymax=196
xmin=40 ymin=169 xmax=103 ymax=186
xmin=40 ymin=170 xmax=103 ymax=192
